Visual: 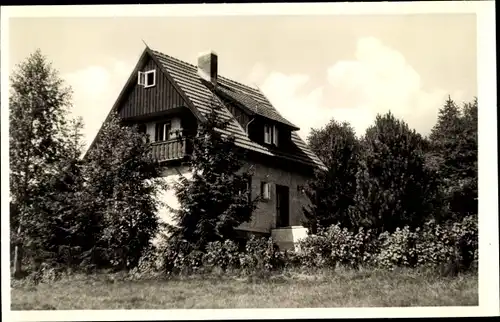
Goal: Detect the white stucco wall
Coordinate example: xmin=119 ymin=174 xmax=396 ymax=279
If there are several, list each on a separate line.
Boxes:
xmin=153 ymin=160 xmax=311 ymax=242
xmin=156 ymin=166 xmax=192 ymax=227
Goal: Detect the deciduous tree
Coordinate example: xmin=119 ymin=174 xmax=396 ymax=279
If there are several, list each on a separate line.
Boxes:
xmin=83 ymin=112 xmax=165 ymax=269
xmin=9 ymin=49 xmax=73 ymax=276
xmin=349 ymin=112 xmax=442 ymax=233
xmin=303 ymin=120 xmax=361 ymax=233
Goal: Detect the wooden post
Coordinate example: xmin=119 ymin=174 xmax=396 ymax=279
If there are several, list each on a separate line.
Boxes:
xmin=13 ymin=225 xmax=23 ymax=279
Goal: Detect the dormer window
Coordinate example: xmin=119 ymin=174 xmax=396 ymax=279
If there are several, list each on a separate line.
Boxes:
xmin=138 ymin=69 xmax=156 ymax=88
xmin=264 ymin=124 xmax=279 ymax=146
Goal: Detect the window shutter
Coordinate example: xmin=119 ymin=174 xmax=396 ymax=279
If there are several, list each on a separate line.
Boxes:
xmin=138 ymin=71 xmax=145 ymax=85
xmin=273 ymin=126 xmax=279 ymax=146
xmin=261 ymin=182 xmax=270 ymax=199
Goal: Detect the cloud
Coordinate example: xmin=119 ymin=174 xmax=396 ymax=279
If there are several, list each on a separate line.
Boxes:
xmin=257 ymin=36 xmax=465 ymax=140
xmin=63 ymin=60 xmax=133 ymax=149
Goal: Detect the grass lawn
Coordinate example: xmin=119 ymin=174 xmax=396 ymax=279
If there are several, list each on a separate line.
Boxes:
xmin=11 ymin=268 xmax=478 ymax=310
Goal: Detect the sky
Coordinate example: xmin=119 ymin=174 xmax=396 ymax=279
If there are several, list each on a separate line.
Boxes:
xmin=8 ymin=14 xmax=477 ymax=148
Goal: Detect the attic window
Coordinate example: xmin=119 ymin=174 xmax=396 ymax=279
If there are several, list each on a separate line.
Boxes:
xmin=138 ymin=69 xmax=156 ymax=88
xmin=264 ymin=124 xmax=279 ymax=146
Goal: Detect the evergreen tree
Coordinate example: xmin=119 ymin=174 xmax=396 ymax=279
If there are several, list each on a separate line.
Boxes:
xmin=303 ymin=120 xmax=361 ymax=233
xmin=168 ymin=96 xmax=260 ymax=250
xmin=429 ymin=97 xmax=478 ymax=219
xmin=34 ymin=118 xmax=92 ymax=267
xmin=349 ymin=112 xmax=442 ymax=233
xmin=9 ymin=49 xmax=73 ymax=276
xmin=83 ymin=112 xmax=165 ymax=269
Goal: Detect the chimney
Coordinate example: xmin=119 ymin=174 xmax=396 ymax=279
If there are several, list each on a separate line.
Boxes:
xmin=197 ymin=50 xmax=218 ymax=85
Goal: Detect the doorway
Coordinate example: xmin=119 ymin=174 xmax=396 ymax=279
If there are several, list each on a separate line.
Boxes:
xmin=276 ymin=184 xmax=290 ymax=228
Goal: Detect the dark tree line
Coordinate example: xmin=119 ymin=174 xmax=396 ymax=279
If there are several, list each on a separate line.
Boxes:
xmin=303 ymin=97 xmax=478 ymax=234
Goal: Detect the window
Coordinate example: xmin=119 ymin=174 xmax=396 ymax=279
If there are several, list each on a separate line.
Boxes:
xmin=261 ymin=182 xmax=271 ymax=200
xmin=155 ymin=121 xmax=171 ymax=142
xmin=264 ymin=125 xmax=272 ymax=144
xmin=273 ymin=126 xmax=279 ymax=146
xmin=238 ymin=178 xmax=252 ymax=200
xmin=138 ymin=69 xmax=156 ymax=88
xmin=264 ymin=124 xmax=279 ymax=146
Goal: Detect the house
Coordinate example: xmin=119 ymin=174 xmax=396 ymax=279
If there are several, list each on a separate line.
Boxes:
xmin=88 ymin=45 xmax=325 ymax=250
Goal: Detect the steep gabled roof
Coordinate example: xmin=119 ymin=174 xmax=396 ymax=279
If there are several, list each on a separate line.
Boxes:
xmin=216 ymin=84 xmax=300 ymax=130
xmin=87 ymin=46 xmax=324 ymax=169
xmin=150 ymin=48 xmax=324 ymax=169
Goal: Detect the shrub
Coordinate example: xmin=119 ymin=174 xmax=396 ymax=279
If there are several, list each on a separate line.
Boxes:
xmin=375 ymin=226 xmax=419 ymax=269
xmin=202 ymin=240 xmax=240 ymax=272
xmin=415 ymin=220 xmax=456 ymax=266
xmin=296 ymin=233 xmax=334 ymax=269
xmin=128 ymin=246 xmax=164 ymax=280
xmin=375 ymin=215 xmax=478 ymax=270
xmin=296 ymin=224 xmax=376 ymax=269
xmin=239 ymin=236 xmax=284 ymax=273
xmin=160 ymin=239 xmax=203 ymax=276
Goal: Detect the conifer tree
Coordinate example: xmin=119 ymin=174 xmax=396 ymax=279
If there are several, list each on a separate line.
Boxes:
xmin=429 ymin=97 xmax=478 ymax=219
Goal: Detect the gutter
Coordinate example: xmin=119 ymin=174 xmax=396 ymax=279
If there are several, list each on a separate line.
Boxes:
xmin=246 ymin=117 xmax=255 ymax=133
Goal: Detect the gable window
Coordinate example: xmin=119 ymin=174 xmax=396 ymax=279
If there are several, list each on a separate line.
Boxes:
xmin=155 ymin=121 xmax=171 ymax=142
xmin=138 ymin=69 xmax=156 ymax=88
xmin=264 ymin=124 xmax=279 ymax=146
xmin=261 ymin=182 xmax=271 ymax=200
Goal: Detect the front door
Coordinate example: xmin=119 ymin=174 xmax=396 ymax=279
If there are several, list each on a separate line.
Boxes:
xmin=276 ymin=185 xmax=290 ymax=228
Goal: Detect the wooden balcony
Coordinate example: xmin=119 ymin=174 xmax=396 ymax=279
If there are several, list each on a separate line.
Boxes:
xmin=151 ymin=138 xmax=189 ymax=162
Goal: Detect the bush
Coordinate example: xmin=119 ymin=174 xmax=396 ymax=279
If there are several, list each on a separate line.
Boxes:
xmin=375 ymin=215 xmax=478 ymax=270
xmin=202 ymin=240 xmax=240 ymax=272
xmin=296 ymin=234 xmax=335 ymax=269
xmin=296 ymin=224 xmax=377 ymax=269
xmin=128 ymin=246 xmax=165 ymax=280
xmin=129 ymin=215 xmax=478 ymax=279
xmin=239 ymin=236 xmax=284 ymax=273
xmin=375 ymin=226 xmax=419 ymax=269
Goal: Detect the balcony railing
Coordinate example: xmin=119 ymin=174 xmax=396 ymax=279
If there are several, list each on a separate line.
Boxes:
xmin=151 ymin=138 xmax=188 ymax=162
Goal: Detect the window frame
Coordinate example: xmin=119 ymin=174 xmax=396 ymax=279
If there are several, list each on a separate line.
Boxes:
xmin=138 ymin=69 xmax=156 ymax=88
xmin=155 ymin=120 xmax=171 ymax=142
xmin=264 ymin=124 xmax=279 ymax=146
xmin=264 ymin=124 xmax=272 ymax=144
